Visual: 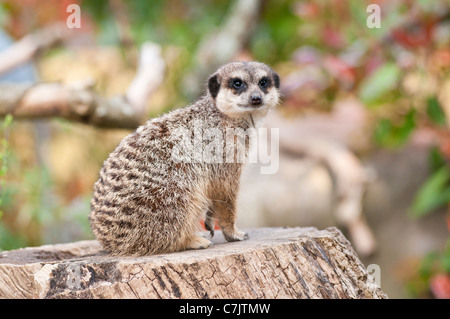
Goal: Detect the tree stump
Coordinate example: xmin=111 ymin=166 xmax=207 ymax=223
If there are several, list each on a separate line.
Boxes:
xmin=0 ymin=227 xmax=387 ymax=299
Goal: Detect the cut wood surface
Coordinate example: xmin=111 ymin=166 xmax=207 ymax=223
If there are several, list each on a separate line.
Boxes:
xmin=0 ymin=227 xmax=387 ymax=299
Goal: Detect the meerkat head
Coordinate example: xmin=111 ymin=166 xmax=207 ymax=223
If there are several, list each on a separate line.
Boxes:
xmin=207 ymin=61 xmax=280 ymax=121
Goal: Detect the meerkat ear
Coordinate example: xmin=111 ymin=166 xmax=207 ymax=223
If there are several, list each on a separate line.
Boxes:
xmin=272 ymin=71 xmax=280 ymax=90
xmin=208 ymin=74 xmax=221 ymax=98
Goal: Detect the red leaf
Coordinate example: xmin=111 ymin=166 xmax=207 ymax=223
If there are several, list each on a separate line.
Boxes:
xmin=321 ymin=26 xmax=345 ymax=49
xmin=430 ymin=274 xmax=450 ymax=299
xmin=391 ymin=18 xmax=436 ymax=49
xmin=323 ymin=56 xmax=356 ymax=87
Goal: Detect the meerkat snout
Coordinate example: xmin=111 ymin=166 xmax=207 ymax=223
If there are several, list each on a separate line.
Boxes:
xmin=250 ymin=91 xmax=262 ymax=106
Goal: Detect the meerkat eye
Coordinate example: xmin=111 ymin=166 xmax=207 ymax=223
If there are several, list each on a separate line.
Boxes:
xmin=259 ymin=77 xmax=268 ymax=88
xmin=232 ymin=79 xmax=243 ymax=89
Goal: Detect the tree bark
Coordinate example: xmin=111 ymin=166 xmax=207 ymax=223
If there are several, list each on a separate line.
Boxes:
xmin=0 ymin=227 xmax=387 ymax=299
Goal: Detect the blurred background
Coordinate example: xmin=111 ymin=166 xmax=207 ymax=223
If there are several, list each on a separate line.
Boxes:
xmin=0 ymin=0 xmax=449 ymax=298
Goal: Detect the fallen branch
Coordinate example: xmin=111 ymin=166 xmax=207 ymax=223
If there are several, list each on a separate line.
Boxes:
xmin=0 ymin=23 xmax=73 ymax=77
xmin=126 ymin=42 xmax=166 ymax=113
xmin=0 ymin=42 xmax=165 ymax=129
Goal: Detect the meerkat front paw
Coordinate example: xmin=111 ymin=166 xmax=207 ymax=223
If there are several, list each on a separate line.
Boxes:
xmin=185 ymin=235 xmax=213 ymax=250
xmin=222 ymin=228 xmax=249 ymax=242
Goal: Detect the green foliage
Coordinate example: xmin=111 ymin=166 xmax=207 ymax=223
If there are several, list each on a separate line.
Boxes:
xmin=429 ymin=146 xmax=447 ymax=172
xmin=426 ymin=97 xmax=446 ymax=127
xmin=0 ymin=223 xmax=26 ymax=252
xmin=254 ymin=0 xmax=300 ymax=63
xmin=81 ymin=0 xmax=309 ymax=65
xmin=409 ymin=97 xmax=449 ymax=218
xmin=0 ymin=114 xmax=13 ymax=219
xmin=81 ymin=0 xmax=231 ymax=47
xmin=374 ymin=109 xmax=416 ymax=148
xmin=0 ymin=115 xmax=15 ymax=251
xmin=359 ymin=63 xmax=401 ymax=106
xmin=0 ymin=2 xmax=11 ymax=28
xmin=410 ymin=165 xmax=450 ymax=218
xmin=407 ymin=238 xmax=450 ymax=297
xmin=21 ymin=167 xmax=59 ymax=225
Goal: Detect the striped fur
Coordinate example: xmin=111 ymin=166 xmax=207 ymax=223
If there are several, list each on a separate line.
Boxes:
xmin=89 ymin=62 xmax=280 ymax=256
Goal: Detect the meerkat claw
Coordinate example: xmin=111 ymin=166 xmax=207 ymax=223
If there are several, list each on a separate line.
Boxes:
xmin=204 ymin=220 xmax=215 ymax=238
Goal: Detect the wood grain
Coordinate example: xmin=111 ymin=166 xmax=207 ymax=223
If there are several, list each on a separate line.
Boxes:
xmin=0 ymin=227 xmax=387 ymax=299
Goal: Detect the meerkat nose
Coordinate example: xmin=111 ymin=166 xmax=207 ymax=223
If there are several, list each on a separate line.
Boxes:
xmin=250 ymin=92 xmax=262 ymax=106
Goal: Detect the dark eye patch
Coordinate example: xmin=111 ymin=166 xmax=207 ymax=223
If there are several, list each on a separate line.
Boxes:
xmin=228 ymin=78 xmax=247 ymax=94
xmin=233 ymin=79 xmax=243 ymax=89
xmin=258 ymin=76 xmax=271 ymax=93
xmin=259 ymin=77 xmax=269 ymax=88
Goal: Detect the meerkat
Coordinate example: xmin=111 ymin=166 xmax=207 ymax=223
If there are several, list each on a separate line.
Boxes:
xmin=89 ymin=61 xmax=280 ymax=256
